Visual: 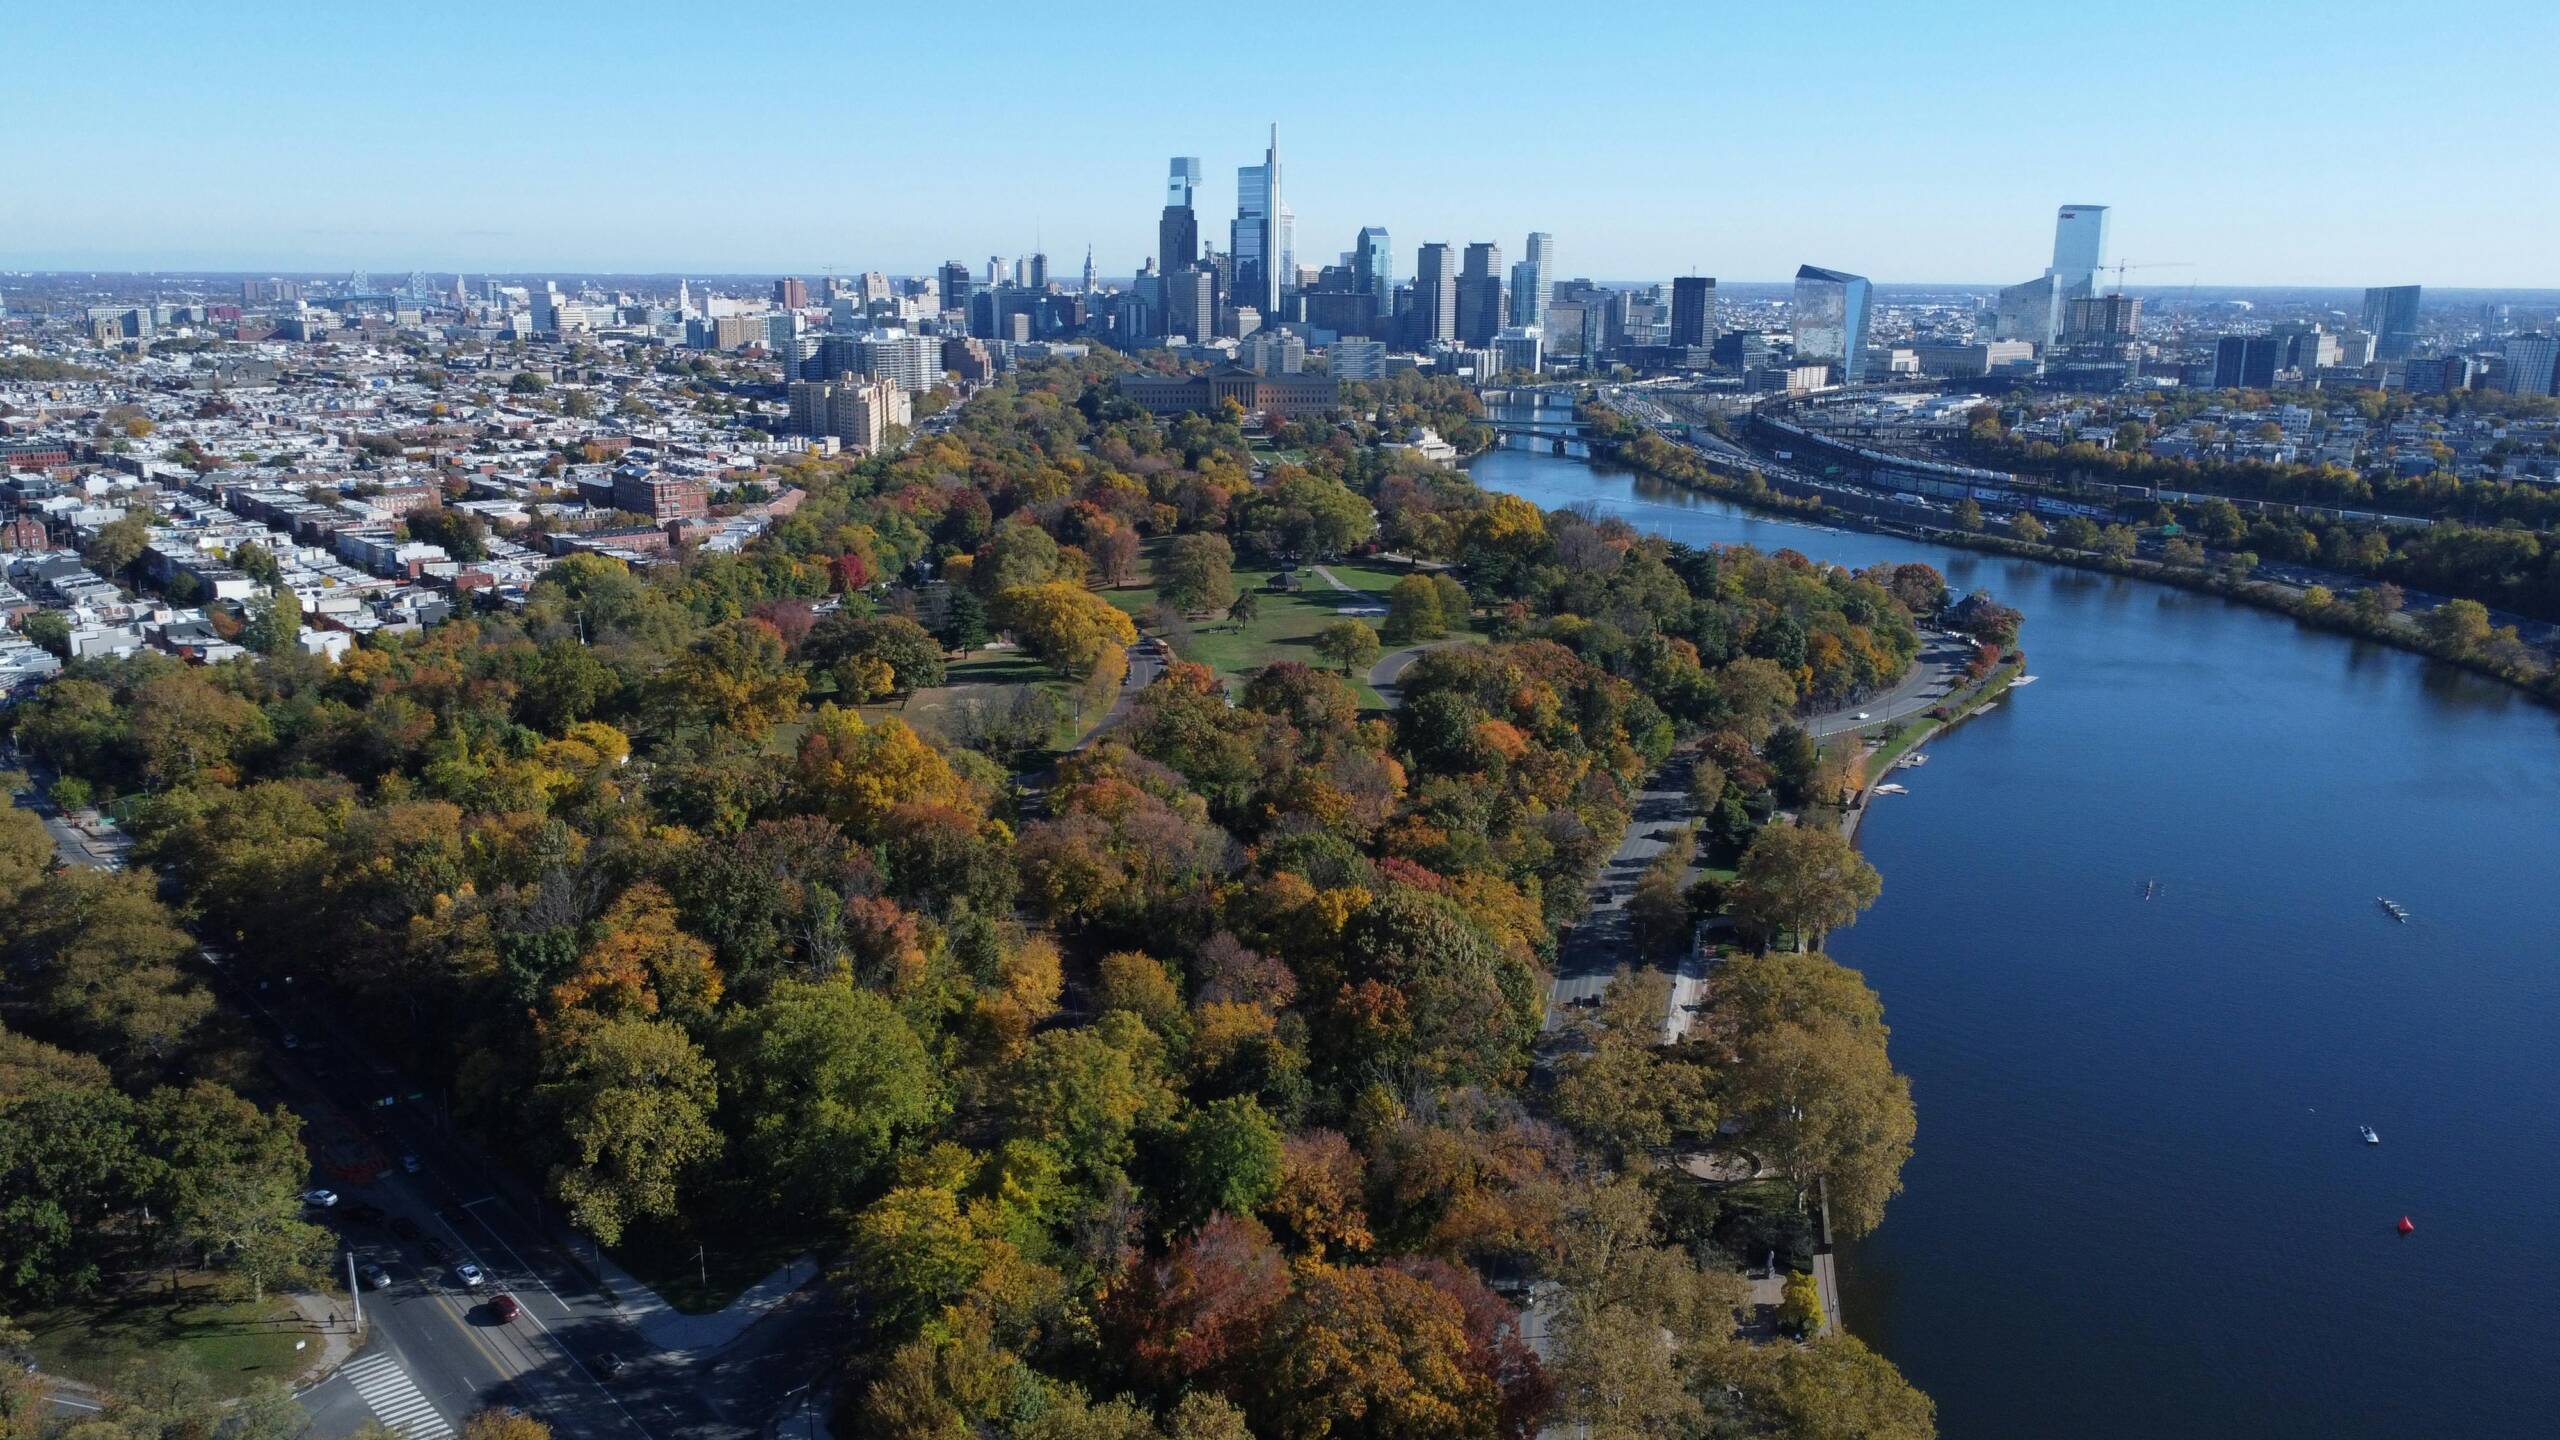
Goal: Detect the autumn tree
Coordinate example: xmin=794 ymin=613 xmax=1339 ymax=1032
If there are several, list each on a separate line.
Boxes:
xmin=718 ymin=980 xmax=943 ymax=1218
xmin=997 ymin=581 xmax=1139 ymax=677
xmin=791 ymin=706 xmax=978 ymax=840
xmin=1161 ymin=534 xmax=1240 ymax=615
xmin=1256 ymin=1264 xmax=1499 ymax=1440
xmin=1381 ymin=574 xmax=1447 ymax=643
xmin=663 ymin=617 xmax=806 ymax=737
xmin=806 ymin=611 xmax=947 ymax=699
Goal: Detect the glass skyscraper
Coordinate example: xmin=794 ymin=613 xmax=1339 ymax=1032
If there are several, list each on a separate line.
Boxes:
xmin=2051 ymin=204 xmax=2109 ymax=298
xmin=1232 ymin=125 xmax=1283 ymax=318
xmin=1792 ymin=265 xmax=1872 ymax=383
xmin=2361 ymin=285 xmax=2422 ymax=361
xmin=1510 ymin=232 xmax=1553 ymax=329
xmin=1354 ymin=227 xmax=1392 ymax=321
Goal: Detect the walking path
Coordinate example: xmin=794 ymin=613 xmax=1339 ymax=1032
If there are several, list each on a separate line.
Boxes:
xmin=579 ymin=1246 xmax=820 ymax=1355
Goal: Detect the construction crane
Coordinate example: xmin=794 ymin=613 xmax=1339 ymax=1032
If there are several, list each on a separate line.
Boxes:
xmin=2107 ymin=259 xmax=2193 ymax=295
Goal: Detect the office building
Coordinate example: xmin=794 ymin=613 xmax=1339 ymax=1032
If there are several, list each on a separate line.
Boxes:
xmin=1995 ymin=274 xmax=2062 ymax=350
xmin=1240 ymin=329 xmax=1307 ymax=375
xmin=1354 ymin=227 xmax=1393 ymax=320
xmin=938 ymin=262 xmax=975 ymax=319
xmin=2502 ymin=335 xmax=2560 ymax=397
xmin=1458 ymin=243 xmax=1505 ymax=346
xmin=1505 ymin=232 xmax=1554 ymax=331
xmin=2402 ymin=354 xmax=2473 ymax=396
xmin=1792 ymin=265 xmax=1873 ymax=383
xmin=2051 ymin=204 xmax=2110 ymax=298
xmin=1494 ymin=326 xmax=1544 ymax=376
xmin=1164 ymin=266 xmax=1215 ymax=343
xmin=2360 ymin=285 xmax=2422 ymax=361
xmin=1669 ymin=276 xmax=1718 ymax=350
xmin=2213 ymin=335 xmax=2285 ymax=389
xmin=857 ymin=332 xmax=942 ymax=392
xmin=1232 ymin=125 xmax=1284 ymax=318
xmin=1914 ymin=341 xmax=2037 ymax=377
xmin=773 ymin=277 xmax=809 ymax=309
xmin=1329 ymin=338 xmax=1387 ymax=381
xmin=1413 ymin=243 xmax=1458 ymax=347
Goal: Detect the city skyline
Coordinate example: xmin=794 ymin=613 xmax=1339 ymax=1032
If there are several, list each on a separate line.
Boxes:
xmin=8 ymin=0 xmax=2560 ymax=287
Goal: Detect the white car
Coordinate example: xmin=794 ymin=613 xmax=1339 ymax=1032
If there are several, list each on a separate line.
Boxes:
xmin=455 ymin=1262 xmax=486 ymax=1288
xmin=302 ymin=1188 xmax=339 ymax=1208
xmin=1855 ymin=711 xmax=1872 ymax=721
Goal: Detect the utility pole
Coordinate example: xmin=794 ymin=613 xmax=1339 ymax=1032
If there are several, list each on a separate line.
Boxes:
xmin=695 ymin=1244 xmax=707 ymax=1290
xmin=347 ymin=1250 xmax=362 ymax=1331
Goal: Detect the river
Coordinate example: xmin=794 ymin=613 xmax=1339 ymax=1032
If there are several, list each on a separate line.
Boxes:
xmin=1470 ymin=446 xmax=2560 ymax=1440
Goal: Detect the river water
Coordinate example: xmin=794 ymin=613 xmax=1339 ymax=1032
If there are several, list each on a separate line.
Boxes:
xmin=1471 ymin=447 xmax=2560 ymax=1440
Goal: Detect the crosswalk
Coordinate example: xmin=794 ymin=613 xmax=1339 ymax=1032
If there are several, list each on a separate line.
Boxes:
xmin=338 ymin=1350 xmax=455 ymax=1438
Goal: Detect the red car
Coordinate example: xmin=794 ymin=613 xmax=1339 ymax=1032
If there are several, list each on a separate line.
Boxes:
xmin=489 ymin=1292 xmax=521 ymax=1323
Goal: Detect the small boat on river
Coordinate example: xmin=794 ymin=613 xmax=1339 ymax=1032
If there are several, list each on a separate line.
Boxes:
xmin=2361 ymin=1126 xmax=2380 ymax=1145
xmin=2012 ymin=674 xmax=2040 ymax=687
xmin=2378 ymin=897 xmax=2410 ymax=923
xmin=1898 ymin=752 xmax=1928 ymax=769
xmin=1873 ymin=783 xmax=1909 ymax=796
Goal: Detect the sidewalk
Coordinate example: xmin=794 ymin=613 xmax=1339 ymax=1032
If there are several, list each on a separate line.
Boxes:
xmin=581 ymin=1247 xmax=820 ymax=1355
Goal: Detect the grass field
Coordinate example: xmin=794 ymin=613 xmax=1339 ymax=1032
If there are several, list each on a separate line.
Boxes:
xmin=1120 ymin=558 xmax=1421 ymax=707
xmin=23 ymin=1276 xmax=318 ymax=1397
xmin=899 ymin=646 xmax=1110 ymax=758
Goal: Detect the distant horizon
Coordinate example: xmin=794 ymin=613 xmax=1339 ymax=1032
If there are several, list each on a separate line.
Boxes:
xmin=7 ymin=1 xmax=2556 ymax=289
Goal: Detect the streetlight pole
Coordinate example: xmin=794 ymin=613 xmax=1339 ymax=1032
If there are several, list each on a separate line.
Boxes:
xmin=346 ymin=1250 xmax=362 ymax=1331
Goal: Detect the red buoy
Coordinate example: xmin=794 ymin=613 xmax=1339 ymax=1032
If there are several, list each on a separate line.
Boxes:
xmin=2397 ymin=1216 xmax=2415 ymax=1235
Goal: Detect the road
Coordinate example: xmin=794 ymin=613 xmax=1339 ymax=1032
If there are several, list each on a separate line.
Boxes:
xmin=1545 ymin=752 xmax=1700 ymax=1026
xmin=1802 ymin=632 xmax=1975 ymax=738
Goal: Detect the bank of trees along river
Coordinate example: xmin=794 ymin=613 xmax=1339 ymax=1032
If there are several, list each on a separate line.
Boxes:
xmin=6 ymin=358 xmax=1974 ymax=1438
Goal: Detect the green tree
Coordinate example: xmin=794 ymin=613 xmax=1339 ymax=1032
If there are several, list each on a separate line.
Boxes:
xmin=8 ymin=868 xmax=211 ymax=1071
xmin=1312 ymin=620 xmax=1381 ymax=678
xmin=142 ymin=1082 xmax=332 ymax=1301
xmin=1161 ymin=534 xmax=1240 ymax=614
xmin=939 ymin=589 xmax=993 ymax=654
xmin=2010 ymin=511 xmax=2048 ymax=545
xmin=718 ymin=981 xmax=944 ymax=1218
xmin=536 ymin=1016 xmax=722 ymax=1247
xmin=808 ymin=612 xmax=947 ymax=698
xmin=663 ymin=617 xmax=807 ymax=737
xmin=1380 ymin=575 xmax=1445 ymax=644
xmin=1170 ymin=1095 xmax=1284 ymax=1228
xmin=2422 ymin=598 xmax=2492 ymax=655
xmin=1225 ymin=587 xmax=1260 ymax=628
xmin=19 ymin=610 xmax=70 ymax=658
xmin=86 ymin=513 xmax=152 ymax=577
xmin=1728 ymin=821 xmax=1882 ymax=953
xmin=245 ymin=587 xmax=303 ymax=656
xmin=1952 ymin=498 xmax=1983 ymax=532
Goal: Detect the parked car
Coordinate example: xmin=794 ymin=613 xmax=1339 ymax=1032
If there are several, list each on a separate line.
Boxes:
xmin=359 ymin=1263 xmax=392 ymax=1290
xmin=596 ymin=1353 xmax=628 ymax=1379
xmin=301 ymin=1188 xmax=338 ymax=1208
xmin=455 ymin=1262 xmax=486 ymax=1288
xmin=488 ymin=1292 xmax=520 ymax=1322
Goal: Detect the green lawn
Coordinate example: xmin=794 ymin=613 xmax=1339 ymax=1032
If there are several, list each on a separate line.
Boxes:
xmin=1147 ymin=559 xmax=1427 ymax=708
xmin=23 ymin=1277 xmax=319 ymax=1397
xmin=900 ymin=647 xmax=1110 ymax=758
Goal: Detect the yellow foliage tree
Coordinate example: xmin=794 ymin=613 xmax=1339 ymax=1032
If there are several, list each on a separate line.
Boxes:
xmin=994 ymin=581 xmax=1138 ymax=677
xmin=792 ymin=705 xmax=978 ymax=841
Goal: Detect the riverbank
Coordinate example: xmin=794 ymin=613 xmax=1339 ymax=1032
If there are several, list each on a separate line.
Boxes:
xmin=1840 ymin=658 xmax=2022 ymax=849
xmin=1581 ymin=430 xmax=2560 ymax=709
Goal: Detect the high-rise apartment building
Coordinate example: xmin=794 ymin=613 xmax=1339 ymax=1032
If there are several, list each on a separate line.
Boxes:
xmin=2213 ymin=335 xmax=2285 ymax=390
xmin=1669 ymin=276 xmax=1718 ymax=350
xmin=789 ymin=376 xmax=913 ymax=453
xmin=1232 ymin=126 xmax=1284 ymax=319
xmin=1354 ymin=227 xmax=1393 ymax=320
xmin=1458 ymin=243 xmax=1505 ymax=346
xmin=2051 ymin=205 xmax=2110 ymax=298
xmin=1508 ymin=233 xmax=1554 ymax=330
xmin=2065 ymin=293 xmax=2141 ymax=338
xmin=1329 ymin=338 xmax=1387 ymax=381
xmin=773 ymin=277 xmax=809 ymax=308
xmin=1791 ymin=266 xmax=1872 ymax=383
xmin=2360 ymin=285 xmax=2422 ymax=361
xmin=2502 ymin=335 xmax=2560 ymax=398
xmin=1413 ymin=244 xmax=1458 ymax=348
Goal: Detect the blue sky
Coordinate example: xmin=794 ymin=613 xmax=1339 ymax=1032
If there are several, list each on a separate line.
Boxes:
xmin=8 ymin=0 xmax=2556 ymax=287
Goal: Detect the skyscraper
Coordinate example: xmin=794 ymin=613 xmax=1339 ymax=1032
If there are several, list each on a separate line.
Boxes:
xmin=2501 ymin=335 xmax=2560 ymax=398
xmin=1669 ymin=276 xmax=1718 ymax=350
xmin=1082 ymin=246 xmax=1096 ymax=294
xmin=1029 ymin=253 xmax=1048 ymax=291
xmin=2214 ymin=335 xmax=2285 ymax=390
xmin=1354 ymin=227 xmax=1393 ymax=320
xmin=2051 ymin=205 xmax=2110 ymax=298
xmin=1160 ymin=157 xmax=1202 ymax=272
xmin=1509 ymin=232 xmax=1554 ymax=330
xmin=1995 ymin=274 xmax=2062 ymax=350
xmin=2361 ymin=285 xmax=2422 ymax=361
xmin=1232 ymin=125 xmax=1283 ymax=318
xmin=1414 ymin=244 xmax=1458 ymax=347
xmin=1165 ymin=266 xmax=1214 ymax=343
xmin=938 ymin=262 xmax=974 ymax=319
xmin=1792 ymin=266 xmax=1872 ymax=383
xmin=1458 ymin=243 xmax=1505 ymax=346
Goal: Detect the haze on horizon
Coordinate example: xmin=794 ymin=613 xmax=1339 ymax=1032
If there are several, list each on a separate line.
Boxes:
xmin=7 ymin=0 xmax=2554 ymax=289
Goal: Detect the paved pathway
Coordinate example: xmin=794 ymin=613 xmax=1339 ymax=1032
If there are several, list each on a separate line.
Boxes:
xmin=1802 ymin=635 xmax=1972 ymax=738
xmin=580 ymin=1246 xmax=820 ymax=1355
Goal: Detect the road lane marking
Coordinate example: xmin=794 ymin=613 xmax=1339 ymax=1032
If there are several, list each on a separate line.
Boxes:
xmin=339 ymin=1351 xmax=456 ymax=1438
xmin=434 ymin=1205 xmax=658 ymax=1440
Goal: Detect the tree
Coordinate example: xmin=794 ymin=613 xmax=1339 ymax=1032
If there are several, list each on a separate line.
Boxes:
xmin=554 ymin=883 xmax=724 ymax=1024
xmin=1257 ymin=1264 xmax=1499 ymax=1440
xmin=1728 ymin=821 xmax=1881 ymax=952
xmin=1714 ymin=657 xmax=1798 ymax=746
xmin=8 ymin=868 xmax=211 ymax=1071
xmin=1381 ymin=575 xmax=1445 ymax=643
xmin=1709 ymin=1331 xmax=1936 ymax=1440
xmin=996 ymin=582 xmax=1139 ymax=677
xmin=1721 ymin=954 xmax=1914 ymax=1241
xmin=663 ymin=618 xmax=806 ymax=737
xmin=86 ymin=513 xmax=151 ymax=576
xmin=719 ymin=980 xmax=943 ymax=1218
xmin=1226 ymin=587 xmax=1260 ymax=628
xmin=1952 ymin=498 xmax=1983 ymax=532
xmin=792 ymin=706 xmax=977 ymax=840
xmin=1107 ymin=1212 xmax=1291 ymax=1389
xmin=463 ymin=1409 xmax=553 ymax=1440
xmin=1161 ymin=534 xmax=1240 ymax=614
xmin=2009 ymin=511 xmax=2048 ymax=545
xmin=244 ymin=587 xmax=302 ymax=656
xmin=143 ymin=1082 xmax=331 ymax=1301
xmin=1170 ymin=1095 xmax=1285 ymax=1229
xmin=0 ymin=804 xmax=52 ymax=911
xmin=2096 ymin=524 xmax=2139 ymax=562
xmin=2422 ymin=598 xmax=2492 ymax=656
xmin=19 ymin=610 xmax=70 ymax=659
xmin=808 ymin=612 xmax=947 ymax=697
xmin=536 ymin=1015 xmax=721 ymax=1247
xmin=1313 ymin=620 xmax=1381 ymax=678
xmin=938 ymin=588 xmax=993 ymax=654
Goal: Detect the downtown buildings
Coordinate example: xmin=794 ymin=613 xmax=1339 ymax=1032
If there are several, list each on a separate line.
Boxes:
xmin=1791 ymin=266 xmax=1873 ymax=383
